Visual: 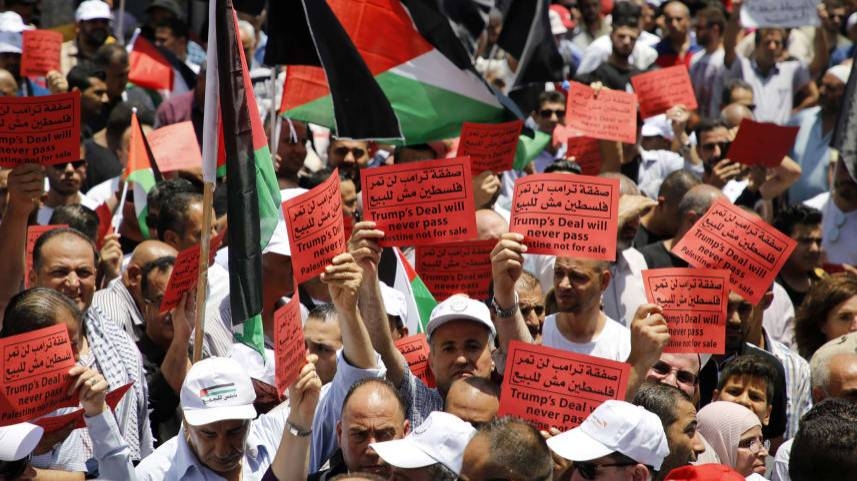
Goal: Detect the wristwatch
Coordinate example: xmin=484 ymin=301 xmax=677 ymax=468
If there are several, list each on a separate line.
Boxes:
xmin=287 ymin=420 xmax=312 ymax=437
xmin=491 ymin=293 xmax=519 ymax=318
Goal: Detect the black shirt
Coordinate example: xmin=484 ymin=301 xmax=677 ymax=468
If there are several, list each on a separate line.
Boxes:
xmin=634 ymin=224 xmax=668 ymax=249
xmin=575 ymin=61 xmax=646 ymax=91
xmin=136 ymin=334 xmax=181 ymax=446
xmin=83 ymin=139 xmax=122 ymax=192
xmin=639 ymin=240 xmax=689 ymax=269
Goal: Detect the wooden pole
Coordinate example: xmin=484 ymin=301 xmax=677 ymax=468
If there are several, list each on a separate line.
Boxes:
xmin=192 ymin=181 xmax=214 ymax=362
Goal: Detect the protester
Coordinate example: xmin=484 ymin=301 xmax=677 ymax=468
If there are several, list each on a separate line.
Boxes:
xmin=61 ymin=0 xmax=113 ymax=75
xmin=773 ymin=204 xmax=826 ymax=310
xmin=788 ymin=399 xmax=857 ymax=481
xmin=696 ymin=401 xmax=767 ymax=478
xmin=460 ymin=417 xmax=553 ymax=481
xmin=794 ymin=273 xmax=857 ymax=359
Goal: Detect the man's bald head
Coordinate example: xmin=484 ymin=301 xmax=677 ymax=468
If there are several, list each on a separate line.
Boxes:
xmin=476 ymin=209 xmax=508 ymax=240
xmin=600 ymin=172 xmax=640 ymax=196
xmin=126 ymin=240 xmax=179 ymax=306
xmin=720 ymin=102 xmax=754 ymax=129
xmin=675 ymin=185 xmax=726 ymax=240
xmin=445 ymin=377 xmax=500 ymax=427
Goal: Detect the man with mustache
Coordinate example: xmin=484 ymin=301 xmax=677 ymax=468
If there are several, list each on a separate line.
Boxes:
xmin=61 ymin=0 xmax=113 ymax=75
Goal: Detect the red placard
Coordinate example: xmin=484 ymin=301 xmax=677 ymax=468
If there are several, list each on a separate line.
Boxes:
xmin=566 ymin=135 xmax=602 ymax=175
xmin=565 ymin=81 xmax=637 ymax=144
xmin=509 ymin=174 xmax=619 ymax=260
xmin=672 ymin=198 xmax=797 ymax=304
xmin=20 ymin=30 xmax=62 ymax=77
xmin=32 ymin=382 xmax=135 ymax=434
xmin=0 ymin=324 xmax=78 ymax=426
xmin=630 ymin=65 xmax=698 ymax=118
xmin=282 ymin=168 xmax=346 ymax=283
xmin=415 ymin=240 xmax=495 ymax=301
xmin=395 ymin=334 xmax=435 ymax=388
xmin=458 ymin=120 xmax=524 ymax=175
xmin=0 ymin=92 xmax=81 ymax=168
xmin=147 ymin=121 xmax=202 ymax=172
xmin=362 ymin=157 xmax=477 ymax=246
xmin=728 ymin=118 xmax=799 ymax=168
xmin=498 ymin=340 xmax=630 ymax=431
xmin=273 ymin=296 xmax=306 ymax=396
xmin=25 ymin=224 xmax=67 ymax=288
xmin=160 ymin=230 xmax=225 ymax=313
xmin=642 ymin=268 xmax=729 ymax=354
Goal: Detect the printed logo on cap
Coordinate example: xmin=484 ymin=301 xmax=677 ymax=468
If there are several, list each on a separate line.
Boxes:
xmin=199 ymin=383 xmax=238 ymax=404
xmin=449 ymin=297 xmax=469 ymax=312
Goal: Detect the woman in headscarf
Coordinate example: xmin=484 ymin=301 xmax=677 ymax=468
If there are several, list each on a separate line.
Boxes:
xmin=697 ymin=401 xmax=768 ymax=478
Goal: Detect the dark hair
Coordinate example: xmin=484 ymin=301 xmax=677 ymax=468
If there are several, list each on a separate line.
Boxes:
xmin=659 ymin=169 xmax=701 ymax=207
xmin=67 ymin=64 xmax=106 ymax=91
xmin=105 ymin=101 xmax=155 ymax=152
xmin=140 ymin=256 xmax=176 ymax=300
xmin=753 ymin=28 xmax=787 ymax=47
xmin=1 ymin=288 xmax=83 ymax=338
xmin=789 ymin=399 xmax=857 ymax=481
xmin=157 ymin=191 xmax=203 ymax=241
xmin=632 ymin=381 xmax=691 ymax=429
xmin=147 ymin=177 xmax=198 ymax=224
xmin=342 ymin=378 xmax=407 ymax=421
xmin=156 ymin=16 xmax=190 ymax=40
xmin=299 ymin=167 xmax=335 ymax=190
xmin=475 ymin=416 xmax=553 ymax=481
xmin=773 ymin=204 xmax=823 ymax=237
xmin=48 ymin=204 xmax=99 ymax=242
xmin=93 ymin=43 xmax=128 ymax=68
xmin=696 ymin=6 xmax=726 ymax=33
xmin=720 ymin=78 xmax=753 ymax=107
xmin=32 ymin=227 xmax=99 ymax=273
xmin=795 ymin=273 xmax=857 ymax=359
xmin=692 ymin=117 xmax=729 ymax=141
xmin=307 ymin=303 xmax=339 ymax=324
xmin=611 ymin=1 xmax=641 ymax=29
xmin=544 ymin=159 xmax=582 ymax=174
xmin=717 ymin=354 xmax=778 ymax=404
xmin=537 ymin=90 xmax=566 ymax=109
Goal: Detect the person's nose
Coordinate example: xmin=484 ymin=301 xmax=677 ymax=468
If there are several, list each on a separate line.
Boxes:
xmin=849 ymin=315 xmax=857 ymax=332
xmin=734 ymin=392 xmax=753 ymax=411
xmin=65 ymin=271 xmax=81 ymax=288
xmin=662 ymin=369 xmax=679 ymax=388
xmin=692 ymin=432 xmax=706 ymax=457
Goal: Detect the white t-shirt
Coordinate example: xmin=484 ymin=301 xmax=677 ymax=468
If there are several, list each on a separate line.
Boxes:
xmin=541 ymin=313 xmax=631 ymax=361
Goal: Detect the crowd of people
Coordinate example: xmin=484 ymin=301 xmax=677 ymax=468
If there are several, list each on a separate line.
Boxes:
xmin=1 ymin=0 xmax=857 ymax=481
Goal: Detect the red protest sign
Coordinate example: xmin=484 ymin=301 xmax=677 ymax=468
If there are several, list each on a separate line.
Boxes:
xmin=395 ymin=334 xmax=435 ymax=388
xmin=26 ymin=224 xmax=67 ymax=288
xmin=0 ymin=92 xmax=81 ymax=168
xmin=566 ymin=81 xmax=637 ymax=144
xmin=509 ymin=174 xmax=619 ymax=260
xmin=642 ymin=268 xmax=729 ymax=354
xmin=20 ymin=30 xmax=62 ymax=77
xmin=499 ymin=340 xmax=630 ymax=431
xmin=728 ymin=118 xmax=799 ymax=168
xmin=159 ymin=230 xmax=225 ymax=313
xmin=566 ymin=135 xmax=601 ymax=175
xmin=282 ymin=168 xmax=346 ymax=283
xmin=672 ymin=198 xmax=797 ymax=304
xmin=362 ymin=157 xmax=477 ymax=246
xmin=0 ymin=324 xmax=78 ymax=426
xmin=458 ymin=120 xmax=524 ymax=175
xmin=630 ymin=65 xmax=697 ymax=118
xmin=274 ymin=296 xmax=306 ymax=396
xmin=32 ymin=382 xmax=135 ymax=434
xmin=148 ymin=121 xmax=201 ymax=172
xmin=415 ymin=240 xmax=495 ymax=301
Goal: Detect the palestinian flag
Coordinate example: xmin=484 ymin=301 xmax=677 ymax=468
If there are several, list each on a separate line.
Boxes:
xmin=124 ymin=111 xmax=157 ymax=239
xmin=210 ymin=0 xmax=281 ymax=355
xmin=393 ymin=248 xmax=436 ymax=334
xmin=279 ymin=0 xmax=505 ymax=144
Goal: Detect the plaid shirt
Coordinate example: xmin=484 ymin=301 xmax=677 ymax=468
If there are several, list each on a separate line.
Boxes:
xmin=766 ymin=332 xmax=812 ymax=439
xmin=397 ymin=361 xmax=443 ymax=428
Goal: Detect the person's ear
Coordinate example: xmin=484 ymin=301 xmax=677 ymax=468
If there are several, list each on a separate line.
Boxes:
xmin=759 ymin=289 xmax=774 ymax=311
xmin=336 ymin=420 xmax=342 ymax=445
xmin=630 ymin=464 xmax=649 ymax=481
xmin=403 ymin=419 xmax=411 ymax=435
xmin=657 ymin=195 xmax=666 ymax=207
xmin=599 ymin=268 xmax=612 ymax=292
xmin=711 ymin=388 xmax=720 ymax=400
xmin=163 ymin=230 xmax=180 ymax=249
xmin=126 ymin=264 xmax=142 ymax=287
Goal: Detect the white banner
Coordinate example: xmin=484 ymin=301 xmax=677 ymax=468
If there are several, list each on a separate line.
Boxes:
xmin=741 ymin=0 xmax=819 ymax=28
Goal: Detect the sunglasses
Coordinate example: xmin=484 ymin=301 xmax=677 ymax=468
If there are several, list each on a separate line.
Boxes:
xmin=333 ymin=147 xmax=366 ymax=159
xmin=650 ymin=361 xmax=698 ymax=385
xmin=520 ymin=304 xmax=545 ymax=317
xmin=573 ymin=461 xmax=636 ymax=480
xmin=539 ymin=108 xmax=566 ymax=119
xmin=50 ymin=159 xmax=86 ymax=170
xmin=0 ymin=454 xmax=31 ymax=479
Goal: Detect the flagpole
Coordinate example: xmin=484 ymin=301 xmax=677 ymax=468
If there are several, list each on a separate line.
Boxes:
xmin=111 ymin=180 xmax=129 ymax=232
xmin=116 ymin=0 xmax=126 ymax=45
xmin=192 ymin=181 xmax=213 ymax=362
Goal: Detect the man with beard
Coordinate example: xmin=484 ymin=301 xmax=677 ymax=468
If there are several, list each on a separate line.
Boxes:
xmin=274 ymin=118 xmax=310 ymax=189
xmin=61 ymin=0 xmax=113 ymax=75
xmin=805 ymin=156 xmax=857 ymax=266
xmin=36 ymin=138 xmax=100 ymax=225
xmin=575 ymin=10 xmax=647 ymax=91
xmin=67 ymin=64 xmax=110 ymax=135
xmin=327 ymin=138 xmax=370 ymax=190
xmin=633 ymin=382 xmax=707 ymax=480
xmin=788 ymin=65 xmax=850 ymax=203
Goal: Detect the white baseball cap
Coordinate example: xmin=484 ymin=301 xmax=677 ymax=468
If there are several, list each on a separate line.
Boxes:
xmin=370 ymin=411 xmax=476 ymax=475
xmin=426 ymin=294 xmax=496 ymax=340
xmin=0 ymin=423 xmax=43 ymax=461
xmin=380 ymin=282 xmax=407 ymax=320
xmin=75 ymin=0 xmax=112 ymax=22
xmin=546 ymin=400 xmax=669 ymax=470
xmin=180 ymin=357 xmax=257 ymax=426
xmin=0 ymin=12 xmax=33 ymax=33
xmin=229 ymin=342 xmax=276 ymax=386
xmin=0 ymin=31 xmax=22 ymax=54
xmin=641 ymin=114 xmax=674 ymax=140
xmin=265 ymin=187 xmax=310 ymax=257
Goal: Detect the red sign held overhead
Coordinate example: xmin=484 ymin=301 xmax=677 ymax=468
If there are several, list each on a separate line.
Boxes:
xmin=630 ymin=65 xmax=697 ymax=118
xmin=0 ymin=92 xmax=81 ymax=168
xmin=273 ymin=296 xmax=306 ymax=396
xmin=728 ymin=118 xmax=799 ymax=168
xmin=416 ymin=240 xmax=495 ymax=301
xmin=566 ymin=81 xmax=638 ymax=144
xmin=458 ymin=120 xmax=524 ymax=175
xmin=21 ymin=30 xmax=62 ymax=77
xmin=395 ymin=334 xmax=435 ymax=388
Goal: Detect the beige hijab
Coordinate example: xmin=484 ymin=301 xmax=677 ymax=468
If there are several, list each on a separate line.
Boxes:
xmin=696 ymin=401 xmax=761 ymax=469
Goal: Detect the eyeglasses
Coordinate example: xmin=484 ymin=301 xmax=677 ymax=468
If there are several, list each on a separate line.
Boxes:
xmin=49 ymin=159 xmax=86 ymax=170
xmin=0 ymin=454 xmax=31 ymax=479
xmin=520 ymin=304 xmax=545 ymax=317
xmin=539 ymin=108 xmax=566 ymax=119
xmin=649 ymin=361 xmax=698 ymax=385
xmin=573 ymin=461 xmax=637 ymax=480
xmin=332 ymin=147 xmax=366 ymax=159
xmin=738 ymin=437 xmax=769 ymax=454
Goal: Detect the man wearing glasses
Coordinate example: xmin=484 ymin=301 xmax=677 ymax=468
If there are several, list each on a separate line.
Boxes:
xmin=546 ymin=400 xmax=668 ymax=481
xmin=529 ymin=90 xmax=566 ymax=173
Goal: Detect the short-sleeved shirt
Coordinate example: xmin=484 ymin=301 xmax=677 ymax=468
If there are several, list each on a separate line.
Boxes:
xmin=689 ymin=47 xmax=726 ymax=117
xmin=541 ymin=314 xmax=631 ymax=361
xmin=654 ymin=38 xmax=701 ymax=69
xmin=726 ymin=56 xmax=810 ymax=125
xmin=788 ymin=106 xmax=834 ymax=203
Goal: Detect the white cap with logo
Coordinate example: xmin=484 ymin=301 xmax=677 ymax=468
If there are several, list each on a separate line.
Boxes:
xmin=0 ymin=422 xmax=43 ymax=461
xmin=546 ymin=400 xmax=669 ymax=470
xmin=180 ymin=357 xmax=257 ymax=426
xmin=370 ymin=411 xmax=476 ymax=475
xmin=426 ymin=294 xmax=496 ymax=341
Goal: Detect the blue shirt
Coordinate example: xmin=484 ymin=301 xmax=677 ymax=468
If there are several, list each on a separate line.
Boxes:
xmin=788 ymin=106 xmax=832 ymax=203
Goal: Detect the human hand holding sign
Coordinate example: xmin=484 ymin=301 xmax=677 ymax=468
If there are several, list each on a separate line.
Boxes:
xmin=347 ymin=220 xmax=384 ymax=282
xmin=491 ymin=232 xmax=527 ymax=309
xmin=67 ymin=365 xmax=108 ymax=417
xmin=321 ymin=253 xmax=363 ymax=313
xmin=7 ymin=164 xmax=44 ymax=214
xmin=287 ymin=354 xmax=322 ymax=433
xmin=473 ymin=170 xmax=501 ymax=209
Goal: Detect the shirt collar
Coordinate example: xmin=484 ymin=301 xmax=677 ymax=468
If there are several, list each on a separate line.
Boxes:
xmin=171 ymin=423 xmax=269 ymax=480
xmin=749 ymin=57 xmax=780 ymax=76
xmin=111 ymin=280 xmax=145 ymax=327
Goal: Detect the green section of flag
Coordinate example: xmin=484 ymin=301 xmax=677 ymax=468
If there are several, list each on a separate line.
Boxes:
xmin=513 ymin=131 xmax=551 ymax=171
xmin=411 ymin=276 xmax=436 ymax=334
